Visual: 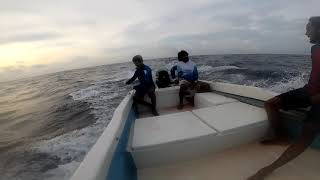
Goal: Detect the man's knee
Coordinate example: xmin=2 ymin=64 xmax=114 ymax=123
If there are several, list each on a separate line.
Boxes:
xmin=265 ymin=97 xmax=281 ymax=110
xmin=133 ymin=95 xmax=143 ymax=101
xmin=148 ymin=92 xmax=156 ymax=99
xmin=180 ymin=84 xmax=188 ymax=90
xmin=133 ymin=96 xmax=138 ymax=102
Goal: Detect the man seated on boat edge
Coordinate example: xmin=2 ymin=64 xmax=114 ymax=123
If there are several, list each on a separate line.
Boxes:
xmin=176 ymin=50 xmax=199 ymax=110
xmin=248 ymin=16 xmax=320 ymax=180
xmin=126 ymin=55 xmax=159 ymax=116
xmin=170 ymin=55 xmax=211 ymax=93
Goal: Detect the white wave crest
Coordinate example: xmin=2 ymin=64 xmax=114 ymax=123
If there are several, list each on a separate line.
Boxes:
xmin=32 ymin=124 xmax=107 ymax=180
xmin=35 ymin=83 xmax=125 ymax=180
xmin=198 ymin=65 xmax=244 ymax=72
xmin=106 ymin=70 xmax=135 ymax=82
xmin=70 ymin=86 xmax=100 ymax=101
xmin=164 ymin=61 xmax=178 ymax=70
xmin=268 ymin=72 xmax=309 ymax=93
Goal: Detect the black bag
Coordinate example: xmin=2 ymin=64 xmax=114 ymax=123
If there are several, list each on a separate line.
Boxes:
xmin=156 ymin=70 xmax=171 ymax=88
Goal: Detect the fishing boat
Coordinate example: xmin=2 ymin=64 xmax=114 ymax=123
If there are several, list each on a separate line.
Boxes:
xmin=70 ymin=81 xmax=320 ymax=180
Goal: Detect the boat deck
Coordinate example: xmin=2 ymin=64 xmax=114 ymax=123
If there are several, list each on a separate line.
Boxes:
xmin=138 ymin=142 xmax=320 ymax=180
xmin=139 ymin=104 xmax=195 ymax=118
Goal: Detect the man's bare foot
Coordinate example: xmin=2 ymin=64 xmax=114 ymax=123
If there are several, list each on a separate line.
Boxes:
xmin=247 ymin=167 xmax=273 ymax=180
xmin=260 ymin=136 xmax=291 ymax=146
xmin=185 ymin=97 xmax=195 ymax=107
xmin=152 ymin=109 xmax=159 ymax=116
xmin=177 ymin=104 xmax=184 ymax=110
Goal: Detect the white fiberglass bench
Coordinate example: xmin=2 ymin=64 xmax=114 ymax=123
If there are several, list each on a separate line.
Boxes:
xmin=194 ymin=92 xmax=238 ymax=108
xmin=130 ymin=93 xmax=268 ymax=168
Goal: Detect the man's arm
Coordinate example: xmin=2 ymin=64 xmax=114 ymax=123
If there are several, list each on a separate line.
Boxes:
xmin=126 ymin=71 xmax=138 ymax=85
xmin=177 ymin=66 xmax=183 ymax=80
xmin=170 ymin=65 xmax=177 ymax=79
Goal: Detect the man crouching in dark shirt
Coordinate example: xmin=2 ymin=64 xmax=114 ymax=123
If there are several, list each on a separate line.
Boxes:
xmin=126 ymin=55 xmax=159 ymax=116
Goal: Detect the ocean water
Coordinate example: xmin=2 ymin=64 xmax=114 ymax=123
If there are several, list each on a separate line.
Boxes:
xmin=0 ymin=54 xmax=312 ymax=180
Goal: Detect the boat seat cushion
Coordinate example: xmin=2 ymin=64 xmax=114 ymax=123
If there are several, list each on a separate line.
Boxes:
xmin=132 ymin=111 xmax=217 ymax=150
xmin=195 ymin=92 xmax=238 ymax=108
xmin=192 ymin=102 xmax=268 ymax=134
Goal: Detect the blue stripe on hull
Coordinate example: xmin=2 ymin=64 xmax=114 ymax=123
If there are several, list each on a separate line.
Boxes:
xmin=106 ymin=109 xmax=138 ymax=180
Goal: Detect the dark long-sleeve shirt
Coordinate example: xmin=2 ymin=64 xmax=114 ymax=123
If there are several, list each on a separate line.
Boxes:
xmin=126 ymin=65 xmax=155 ymax=88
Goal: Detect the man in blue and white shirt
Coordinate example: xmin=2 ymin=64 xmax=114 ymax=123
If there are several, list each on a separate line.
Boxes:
xmin=176 ymin=50 xmax=198 ymax=109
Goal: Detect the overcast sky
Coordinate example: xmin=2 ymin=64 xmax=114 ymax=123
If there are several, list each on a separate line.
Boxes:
xmin=0 ymin=0 xmax=319 ymax=82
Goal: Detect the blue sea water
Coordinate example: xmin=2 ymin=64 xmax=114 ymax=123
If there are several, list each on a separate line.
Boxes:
xmin=0 ymin=54 xmax=312 ymax=180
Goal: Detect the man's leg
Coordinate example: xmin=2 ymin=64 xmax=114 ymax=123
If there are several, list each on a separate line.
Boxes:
xmin=133 ymin=95 xmax=152 ymax=107
xmin=178 ymin=84 xmax=187 ymax=109
xmin=185 ymin=90 xmax=195 ymax=107
xmin=185 ymin=82 xmax=196 ymax=106
xmin=185 ymin=96 xmax=195 ymax=106
xmin=248 ymin=123 xmax=317 ymax=180
xmin=148 ymin=90 xmax=159 ymax=116
xmin=261 ymin=97 xmax=289 ymax=144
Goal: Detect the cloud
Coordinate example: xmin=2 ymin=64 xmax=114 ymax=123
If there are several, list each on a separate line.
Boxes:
xmin=0 ymin=0 xmax=319 ymax=82
xmin=0 ymin=32 xmax=61 ymax=45
xmin=108 ymin=0 xmax=317 ymax=55
xmin=32 ymin=64 xmax=47 ymax=68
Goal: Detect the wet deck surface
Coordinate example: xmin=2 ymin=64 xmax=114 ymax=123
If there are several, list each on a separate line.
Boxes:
xmin=138 ymin=142 xmax=320 ymax=180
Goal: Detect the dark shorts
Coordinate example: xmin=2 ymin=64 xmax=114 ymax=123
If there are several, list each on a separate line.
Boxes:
xmin=134 ymin=85 xmax=155 ymax=98
xmin=277 ymin=88 xmax=320 ymax=123
xmin=179 ymin=80 xmax=196 ymax=97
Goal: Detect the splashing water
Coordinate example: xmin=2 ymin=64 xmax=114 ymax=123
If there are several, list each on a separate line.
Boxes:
xmin=0 ymin=54 xmax=312 ymax=180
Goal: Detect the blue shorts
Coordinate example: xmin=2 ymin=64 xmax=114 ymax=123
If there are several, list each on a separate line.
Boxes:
xmin=134 ymin=85 xmax=155 ymax=98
